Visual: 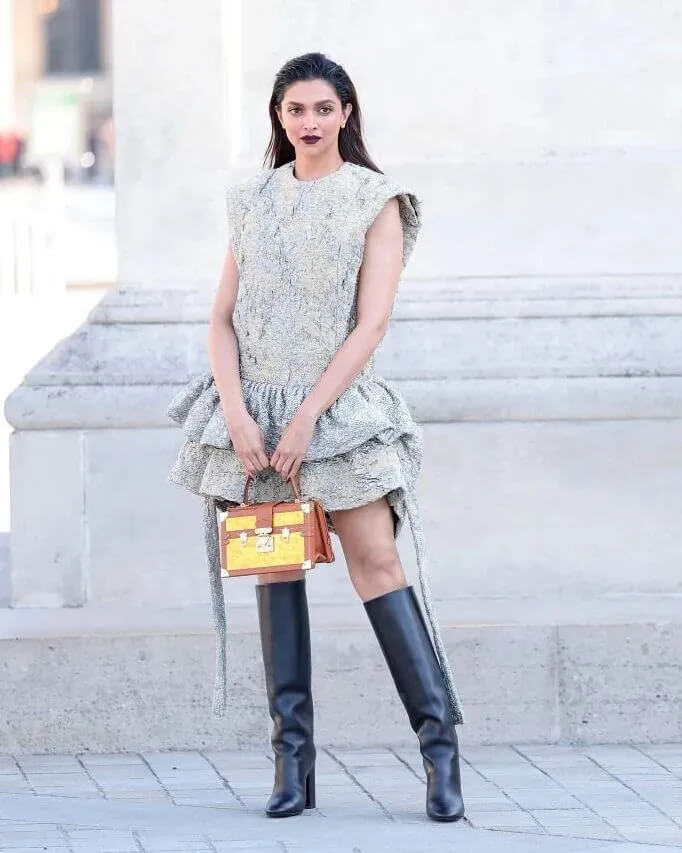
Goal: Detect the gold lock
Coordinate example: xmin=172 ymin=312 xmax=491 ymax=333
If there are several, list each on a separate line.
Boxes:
xmin=256 ymin=535 xmax=274 ymax=552
xmin=281 ymin=526 xmax=290 ymax=541
xmin=255 ymin=526 xmax=274 ymax=552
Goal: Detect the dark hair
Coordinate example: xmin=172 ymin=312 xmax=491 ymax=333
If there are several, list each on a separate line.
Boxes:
xmin=264 ymin=52 xmax=382 ymax=174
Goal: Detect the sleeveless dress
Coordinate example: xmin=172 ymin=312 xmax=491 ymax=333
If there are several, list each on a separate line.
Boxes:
xmin=165 ymin=159 xmax=465 ymax=726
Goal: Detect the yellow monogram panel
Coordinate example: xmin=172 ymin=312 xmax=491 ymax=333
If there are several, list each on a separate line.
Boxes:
xmin=224 ymin=509 xmax=304 ymax=531
xmin=225 ymin=530 xmax=305 ymax=570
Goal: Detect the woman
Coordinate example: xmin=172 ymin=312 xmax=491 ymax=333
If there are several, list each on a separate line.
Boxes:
xmin=166 ymin=52 xmax=465 ymax=822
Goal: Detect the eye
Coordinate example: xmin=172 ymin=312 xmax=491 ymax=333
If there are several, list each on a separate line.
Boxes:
xmin=320 ymin=106 xmax=332 ymax=114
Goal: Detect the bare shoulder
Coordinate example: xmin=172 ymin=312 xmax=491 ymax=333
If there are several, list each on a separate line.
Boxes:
xmin=345 ymin=163 xmax=423 ymax=269
xmin=367 ymin=195 xmax=400 ymax=232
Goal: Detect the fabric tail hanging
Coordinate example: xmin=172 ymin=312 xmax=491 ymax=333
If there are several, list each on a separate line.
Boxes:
xmin=402 ymin=485 xmax=465 ymax=726
xmin=202 ymin=495 xmax=228 ymax=716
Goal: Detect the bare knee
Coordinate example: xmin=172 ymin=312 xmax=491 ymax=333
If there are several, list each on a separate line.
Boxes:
xmin=347 ymin=541 xmax=406 ymax=598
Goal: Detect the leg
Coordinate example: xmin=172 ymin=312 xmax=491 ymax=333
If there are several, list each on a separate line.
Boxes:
xmin=328 ymin=495 xmax=407 ymax=601
xmin=363 ymin=586 xmax=465 ymax=821
xmin=332 ymin=492 xmax=465 ymax=822
xmin=255 ymin=577 xmax=316 ymax=816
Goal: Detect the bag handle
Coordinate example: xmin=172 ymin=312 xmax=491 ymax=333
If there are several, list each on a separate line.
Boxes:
xmin=241 ymin=470 xmax=303 ymax=505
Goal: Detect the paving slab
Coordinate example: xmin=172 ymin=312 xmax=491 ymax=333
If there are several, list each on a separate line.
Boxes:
xmin=0 ymin=744 xmax=681 ymax=851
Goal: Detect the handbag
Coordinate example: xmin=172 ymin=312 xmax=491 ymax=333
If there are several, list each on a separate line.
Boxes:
xmin=217 ymin=471 xmax=335 ymax=578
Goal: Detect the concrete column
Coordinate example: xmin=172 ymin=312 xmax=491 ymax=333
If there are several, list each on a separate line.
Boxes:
xmin=113 ymin=0 xmax=227 ymax=290
xmin=4 ymin=0 xmax=233 ymax=606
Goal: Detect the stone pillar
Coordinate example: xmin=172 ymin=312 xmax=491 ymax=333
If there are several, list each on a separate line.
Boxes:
xmin=4 ymin=0 xmax=231 ymax=606
xmin=113 ymin=1 xmax=228 ymax=289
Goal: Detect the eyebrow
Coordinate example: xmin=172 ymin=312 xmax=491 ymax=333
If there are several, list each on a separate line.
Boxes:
xmin=285 ymin=99 xmax=335 ymax=106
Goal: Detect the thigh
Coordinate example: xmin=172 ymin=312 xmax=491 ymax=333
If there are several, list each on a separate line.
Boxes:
xmin=328 ymin=495 xmax=398 ymax=567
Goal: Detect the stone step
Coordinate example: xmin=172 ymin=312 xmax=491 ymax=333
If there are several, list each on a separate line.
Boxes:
xmin=2 ymin=595 xmax=680 ymax=752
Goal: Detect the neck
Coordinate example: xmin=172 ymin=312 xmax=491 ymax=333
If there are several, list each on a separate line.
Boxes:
xmin=292 ymin=154 xmax=344 ymax=181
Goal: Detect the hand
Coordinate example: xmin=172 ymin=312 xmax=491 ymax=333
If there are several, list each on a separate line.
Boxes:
xmin=270 ymin=405 xmax=317 ymax=481
xmin=224 ymin=406 xmax=270 ymax=477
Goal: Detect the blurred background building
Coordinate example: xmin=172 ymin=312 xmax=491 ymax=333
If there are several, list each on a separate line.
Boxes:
xmin=1 ymin=0 xmax=113 ymax=184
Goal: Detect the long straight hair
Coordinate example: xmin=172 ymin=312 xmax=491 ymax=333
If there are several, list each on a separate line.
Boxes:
xmin=264 ymin=52 xmax=382 ymax=175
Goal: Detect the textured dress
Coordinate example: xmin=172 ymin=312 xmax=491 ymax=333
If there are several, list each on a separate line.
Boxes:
xmin=165 ymin=158 xmax=465 ymax=726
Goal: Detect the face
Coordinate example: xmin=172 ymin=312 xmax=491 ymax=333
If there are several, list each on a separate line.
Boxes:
xmin=277 ymin=78 xmax=352 ymax=158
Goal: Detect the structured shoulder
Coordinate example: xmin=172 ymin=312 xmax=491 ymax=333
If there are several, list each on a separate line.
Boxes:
xmin=225 ymin=167 xmax=277 ymax=256
xmin=226 ymin=167 xmax=276 ymax=208
xmin=346 ymin=163 xmax=423 ymax=269
xmin=347 ymin=163 xmax=410 ymax=199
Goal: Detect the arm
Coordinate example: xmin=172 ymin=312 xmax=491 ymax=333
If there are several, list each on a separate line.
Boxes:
xmin=304 ymin=196 xmax=403 ymax=417
xmin=208 ymin=245 xmax=270 ymax=476
xmin=208 ymin=246 xmax=246 ymax=417
xmin=269 ymin=196 xmax=404 ymax=479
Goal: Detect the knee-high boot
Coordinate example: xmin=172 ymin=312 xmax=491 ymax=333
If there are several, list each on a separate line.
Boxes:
xmin=363 ymin=584 xmax=465 ymax=821
xmin=255 ymin=577 xmax=316 ymax=817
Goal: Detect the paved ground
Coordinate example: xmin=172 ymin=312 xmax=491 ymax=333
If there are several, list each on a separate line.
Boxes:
xmin=1 ymin=744 xmax=681 ymax=852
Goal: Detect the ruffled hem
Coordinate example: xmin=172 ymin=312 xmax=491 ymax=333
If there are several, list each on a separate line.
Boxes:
xmin=167 ymin=435 xmax=411 ymax=540
xmin=166 ymin=370 xmax=423 ymax=462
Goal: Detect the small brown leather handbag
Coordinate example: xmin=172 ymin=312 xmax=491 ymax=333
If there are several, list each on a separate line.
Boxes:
xmin=217 ymin=471 xmax=335 ymax=578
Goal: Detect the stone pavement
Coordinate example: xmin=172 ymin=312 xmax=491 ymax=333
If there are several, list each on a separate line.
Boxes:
xmin=1 ymin=744 xmax=681 ymax=853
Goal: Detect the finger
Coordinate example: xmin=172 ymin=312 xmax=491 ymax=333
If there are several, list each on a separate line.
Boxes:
xmin=280 ymin=456 xmax=295 ymax=480
xmin=249 ymin=452 xmax=264 ymax=473
xmin=273 ymin=455 xmax=287 ymax=477
xmin=256 ymin=449 xmax=270 ymax=470
xmin=254 ymin=451 xmax=269 ymax=472
xmin=244 ymin=453 xmax=259 ymax=476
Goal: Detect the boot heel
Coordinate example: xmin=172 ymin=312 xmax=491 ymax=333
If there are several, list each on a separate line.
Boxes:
xmin=304 ymin=764 xmax=316 ymax=809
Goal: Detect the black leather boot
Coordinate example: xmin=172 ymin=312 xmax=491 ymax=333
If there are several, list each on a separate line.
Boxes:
xmin=255 ymin=577 xmax=316 ymax=817
xmin=363 ymin=584 xmax=465 ymax=821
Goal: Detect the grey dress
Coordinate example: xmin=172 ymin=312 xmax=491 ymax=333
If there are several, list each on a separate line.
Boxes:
xmin=165 ymin=159 xmax=465 ymax=726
